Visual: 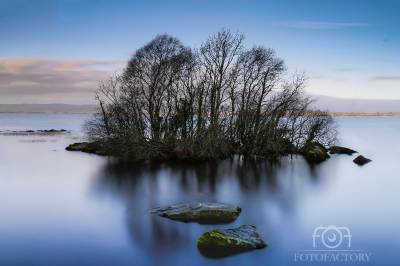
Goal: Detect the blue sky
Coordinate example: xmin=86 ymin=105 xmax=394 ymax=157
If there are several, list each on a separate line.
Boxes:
xmin=0 ymin=0 xmax=399 ymax=104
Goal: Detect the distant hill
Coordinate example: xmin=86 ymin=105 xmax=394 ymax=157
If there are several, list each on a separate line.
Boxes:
xmin=0 ymin=96 xmax=399 ymax=114
xmin=0 ymin=104 xmax=97 ymax=113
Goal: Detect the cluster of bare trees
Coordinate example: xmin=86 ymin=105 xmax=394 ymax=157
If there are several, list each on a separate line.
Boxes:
xmin=84 ymin=29 xmax=338 ymax=161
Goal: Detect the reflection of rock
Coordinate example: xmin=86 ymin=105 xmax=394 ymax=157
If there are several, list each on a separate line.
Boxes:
xmin=306 ymin=144 xmax=330 ymax=162
xmin=197 ymin=225 xmax=266 ymax=258
xmin=329 ymin=146 xmax=357 ymax=155
xmin=149 ymin=203 xmax=241 ymax=224
xmin=353 ymin=155 xmax=371 ymax=165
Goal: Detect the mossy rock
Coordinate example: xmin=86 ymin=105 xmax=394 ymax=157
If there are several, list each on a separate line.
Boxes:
xmin=306 ymin=144 xmax=331 ymax=162
xmin=353 ymin=155 xmax=371 ymax=165
xmin=329 ymin=146 xmax=357 ymax=155
xmin=82 ymin=141 xmax=100 ymax=153
xmin=277 ymin=138 xmax=296 ymax=154
xmin=66 ymin=141 xmax=106 ymax=155
xmin=197 ymin=225 xmax=267 ymax=257
xmin=149 ymin=203 xmax=241 ymax=224
xmin=65 ymin=142 xmax=88 ymax=151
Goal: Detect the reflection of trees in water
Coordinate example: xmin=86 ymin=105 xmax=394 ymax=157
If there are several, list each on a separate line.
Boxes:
xmin=91 ymin=156 xmax=326 ymax=254
xmin=93 ymin=156 xmax=310 ymax=196
xmin=126 ymin=209 xmax=193 ymax=256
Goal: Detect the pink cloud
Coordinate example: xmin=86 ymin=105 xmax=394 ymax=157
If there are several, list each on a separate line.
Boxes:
xmin=0 ymin=58 xmax=125 ymax=104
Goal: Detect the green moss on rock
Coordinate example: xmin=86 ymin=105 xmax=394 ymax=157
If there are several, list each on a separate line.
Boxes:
xmin=66 ymin=141 xmax=106 ymax=155
xmin=197 ymin=230 xmax=254 ymax=249
xmin=197 ymin=225 xmax=267 ymax=251
xmin=149 ymin=203 xmax=241 ymax=223
xmin=306 ymin=144 xmax=330 ymax=162
xmin=65 ymin=142 xmax=88 ymax=151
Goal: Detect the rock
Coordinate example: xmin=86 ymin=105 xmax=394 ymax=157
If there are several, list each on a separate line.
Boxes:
xmin=277 ymin=138 xmax=296 ymax=154
xmin=149 ymin=203 xmax=241 ymax=224
xmin=66 ymin=141 xmax=107 ymax=155
xmin=65 ymin=142 xmax=88 ymax=151
xmin=353 ymin=155 xmax=371 ymax=165
xmin=83 ymin=141 xmax=106 ymax=154
xmin=197 ymin=225 xmax=267 ymax=258
xmin=329 ymin=146 xmax=357 ymax=155
xmin=82 ymin=142 xmax=97 ymax=153
xmin=306 ymin=144 xmax=331 ymax=162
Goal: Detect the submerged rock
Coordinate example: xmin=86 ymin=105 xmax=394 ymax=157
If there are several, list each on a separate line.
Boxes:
xmin=197 ymin=225 xmax=267 ymax=258
xmin=353 ymin=155 xmax=371 ymax=165
xmin=149 ymin=203 xmax=241 ymax=224
xmin=306 ymin=144 xmax=330 ymax=162
xmin=329 ymin=146 xmax=357 ymax=155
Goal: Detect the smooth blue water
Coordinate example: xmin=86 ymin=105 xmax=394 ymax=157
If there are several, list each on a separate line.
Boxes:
xmin=0 ymin=114 xmax=399 ymax=265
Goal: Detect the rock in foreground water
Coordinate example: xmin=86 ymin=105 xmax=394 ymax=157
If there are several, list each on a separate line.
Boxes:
xmin=149 ymin=203 xmax=241 ymax=224
xmin=329 ymin=146 xmax=357 ymax=155
xmin=197 ymin=225 xmax=267 ymax=257
xmin=353 ymin=155 xmax=371 ymax=165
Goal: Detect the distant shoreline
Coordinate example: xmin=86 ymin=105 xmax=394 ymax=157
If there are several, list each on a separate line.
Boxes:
xmin=0 ymin=111 xmax=95 ymax=114
xmin=329 ymin=113 xmax=400 ymax=117
xmin=1 ymin=111 xmax=400 ymax=117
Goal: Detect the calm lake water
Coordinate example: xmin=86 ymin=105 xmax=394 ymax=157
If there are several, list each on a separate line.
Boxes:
xmin=1 ymin=114 xmax=400 ymax=265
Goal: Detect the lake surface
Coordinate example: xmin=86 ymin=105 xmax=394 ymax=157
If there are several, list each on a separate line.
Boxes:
xmin=1 ymin=114 xmax=400 ymax=265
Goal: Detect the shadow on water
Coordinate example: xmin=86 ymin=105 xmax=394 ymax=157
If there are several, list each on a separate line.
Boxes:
xmin=91 ymin=155 xmax=326 ymax=258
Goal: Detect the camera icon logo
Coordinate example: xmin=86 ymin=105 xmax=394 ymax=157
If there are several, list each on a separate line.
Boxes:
xmin=312 ymin=225 xmax=352 ymax=249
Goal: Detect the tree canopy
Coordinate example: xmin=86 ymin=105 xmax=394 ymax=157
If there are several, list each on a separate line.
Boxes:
xmin=84 ymin=29 xmax=338 ymax=161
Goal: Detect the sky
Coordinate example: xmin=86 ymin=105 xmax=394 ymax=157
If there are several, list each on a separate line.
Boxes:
xmin=0 ymin=0 xmax=399 ymax=104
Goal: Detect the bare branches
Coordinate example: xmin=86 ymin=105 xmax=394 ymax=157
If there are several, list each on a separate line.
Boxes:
xmin=83 ymin=29 xmax=339 ymax=161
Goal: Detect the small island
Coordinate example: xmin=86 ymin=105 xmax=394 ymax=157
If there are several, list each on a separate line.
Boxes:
xmin=76 ymin=29 xmax=339 ymax=163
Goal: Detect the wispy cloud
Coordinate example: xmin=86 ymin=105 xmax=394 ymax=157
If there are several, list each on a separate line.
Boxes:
xmin=335 ymin=68 xmax=357 ymax=72
xmin=309 ymin=75 xmax=328 ymax=79
xmin=372 ymin=76 xmax=400 ymax=80
xmin=275 ymin=21 xmax=373 ymax=29
xmin=0 ymin=58 xmax=125 ymax=104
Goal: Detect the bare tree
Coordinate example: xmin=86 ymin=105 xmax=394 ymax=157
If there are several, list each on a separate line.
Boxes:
xmin=83 ymin=29 xmax=339 ymax=161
